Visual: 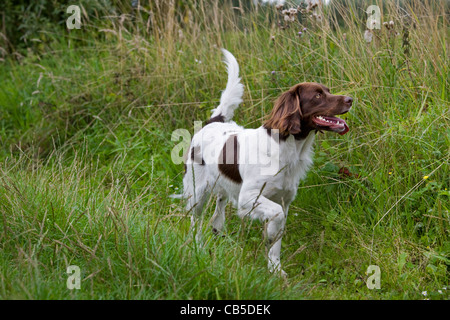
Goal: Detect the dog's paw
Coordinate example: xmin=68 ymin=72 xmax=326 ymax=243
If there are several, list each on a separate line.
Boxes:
xmin=274 ymin=269 xmax=288 ymax=279
xmin=268 ymin=262 xmax=288 ymax=278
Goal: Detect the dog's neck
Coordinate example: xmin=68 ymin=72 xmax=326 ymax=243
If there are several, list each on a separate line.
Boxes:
xmin=263 ymin=125 xmax=318 ymax=142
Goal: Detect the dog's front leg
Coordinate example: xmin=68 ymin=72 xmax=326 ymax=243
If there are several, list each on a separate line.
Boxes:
xmin=238 ymin=188 xmax=287 ymax=276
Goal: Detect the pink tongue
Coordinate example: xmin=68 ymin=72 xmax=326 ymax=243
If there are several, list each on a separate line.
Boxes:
xmin=339 ymin=123 xmax=349 ymax=135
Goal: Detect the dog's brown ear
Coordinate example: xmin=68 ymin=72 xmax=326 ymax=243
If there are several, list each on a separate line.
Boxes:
xmin=264 ymin=86 xmax=302 ymax=136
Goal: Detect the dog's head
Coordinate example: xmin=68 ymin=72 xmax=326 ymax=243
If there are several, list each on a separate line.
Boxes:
xmin=264 ymin=82 xmax=353 ymax=138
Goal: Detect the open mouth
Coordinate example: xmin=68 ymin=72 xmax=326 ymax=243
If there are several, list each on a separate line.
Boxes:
xmin=313 ymin=115 xmax=349 ymax=135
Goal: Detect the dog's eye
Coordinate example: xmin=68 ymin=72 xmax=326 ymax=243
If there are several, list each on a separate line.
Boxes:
xmin=315 ymin=93 xmax=322 ymax=99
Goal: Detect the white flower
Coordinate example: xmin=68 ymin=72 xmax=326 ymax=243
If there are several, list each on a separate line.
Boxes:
xmin=438 ymin=290 xmax=443 ymax=294
xmin=389 ymin=20 xmax=394 ymax=26
xmin=364 ymin=30 xmax=373 ymax=43
xmin=289 ymin=8 xmax=298 ymax=15
xmin=421 ymin=291 xmax=427 ymax=296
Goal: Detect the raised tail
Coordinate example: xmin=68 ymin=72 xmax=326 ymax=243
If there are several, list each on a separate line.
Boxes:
xmin=209 ymin=49 xmax=244 ymax=123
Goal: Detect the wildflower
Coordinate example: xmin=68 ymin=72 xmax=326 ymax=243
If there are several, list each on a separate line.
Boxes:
xmin=364 ymin=29 xmax=373 ymax=43
xmin=438 ymin=290 xmax=443 ymax=294
xmin=271 ymin=71 xmax=276 ymax=75
xmin=305 ymin=0 xmax=319 ymax=12
xmin=298 ymin=31 xmax=302 ymax=36
xmin=423 ymin=175 xmax=429 ymax=180
xmin=275 ymin=3 xmax=284 ymax=10
xmin=388 ymin=171 xmax=392 ymax=175
xmin=383 ymin=20 xmax=395 ymax=31
xmin=422 ymin=291 xmax=427 ymax=296
xmin=303 ymin=27 xmax=307 ymax=31
xmin=271 ymin=35 xmax=275 ymax=41
xmin=289 ymin=8 xmax=298 ymax=15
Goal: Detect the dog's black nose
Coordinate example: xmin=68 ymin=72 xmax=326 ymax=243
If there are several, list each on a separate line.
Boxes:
xmin=344 ymin=96 xmax=353 ymax=105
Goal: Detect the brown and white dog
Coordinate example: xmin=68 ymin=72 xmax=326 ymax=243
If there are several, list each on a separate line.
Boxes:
xmin=182 ymin=49 xmax=353 ymax=275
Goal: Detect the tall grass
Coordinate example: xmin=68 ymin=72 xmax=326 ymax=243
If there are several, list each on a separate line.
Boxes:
xmin=0 ymin=0 xmax=448 ymax=299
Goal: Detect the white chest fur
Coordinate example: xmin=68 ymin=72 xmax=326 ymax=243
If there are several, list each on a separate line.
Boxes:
xmin=262 ymin=131 xmax=315 ymax=205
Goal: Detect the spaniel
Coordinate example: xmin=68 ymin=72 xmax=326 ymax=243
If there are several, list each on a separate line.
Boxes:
xmin=181 ymin=49 xmax=353 ymax=276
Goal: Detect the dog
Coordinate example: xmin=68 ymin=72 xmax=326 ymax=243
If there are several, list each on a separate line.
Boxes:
xmin=181 ymin=49 xmax=353 ymax=275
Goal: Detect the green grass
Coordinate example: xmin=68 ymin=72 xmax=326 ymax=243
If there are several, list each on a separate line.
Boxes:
xmin=0 ymin=0 xmax=448 ymax=299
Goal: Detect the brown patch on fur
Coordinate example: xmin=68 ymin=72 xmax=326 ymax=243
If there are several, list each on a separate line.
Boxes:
xmin=191 ymin=146 xmax=205 ymax=165
xmin=218 ymin=135 xmax=242 ymax=184
xmin=205 ymin=114 xmax=225 ymax=126
xmin=184 ymin=145 xmax=204 ymax=175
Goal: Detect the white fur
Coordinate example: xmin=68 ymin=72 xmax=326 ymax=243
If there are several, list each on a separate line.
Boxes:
xmin=182 ymin=50 xmax=316 ymax=276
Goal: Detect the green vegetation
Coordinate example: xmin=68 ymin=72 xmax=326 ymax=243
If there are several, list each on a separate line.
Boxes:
xmin=0 ymin=0 xmax=448 ymax=299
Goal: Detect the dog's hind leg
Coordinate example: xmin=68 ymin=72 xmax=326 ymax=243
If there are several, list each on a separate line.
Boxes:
xmin=184 ymin=165 xmax=209 ymax=244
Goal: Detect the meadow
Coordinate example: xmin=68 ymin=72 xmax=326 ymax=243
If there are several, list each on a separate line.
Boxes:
xmin=0 ymin=0 xmax=448 ymax=300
